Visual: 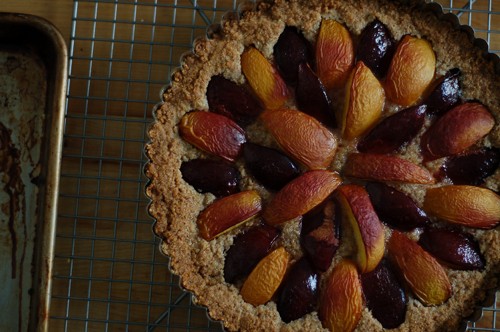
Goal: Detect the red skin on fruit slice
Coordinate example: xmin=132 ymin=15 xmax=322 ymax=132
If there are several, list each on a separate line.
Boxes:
xmin=180 ymin=111 xmax=246 ymax=162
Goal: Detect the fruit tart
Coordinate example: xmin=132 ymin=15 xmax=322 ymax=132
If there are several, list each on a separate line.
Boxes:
xmin=145 ymin=0 xmax=500 ymax=331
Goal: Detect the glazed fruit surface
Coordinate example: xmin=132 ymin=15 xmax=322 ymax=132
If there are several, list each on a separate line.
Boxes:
xmin=145 ymin=1 xmax=500 ymax=331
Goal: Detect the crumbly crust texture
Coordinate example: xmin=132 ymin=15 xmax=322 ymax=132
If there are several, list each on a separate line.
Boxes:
xmin=145 ymin=0 xmax=500 ymax=331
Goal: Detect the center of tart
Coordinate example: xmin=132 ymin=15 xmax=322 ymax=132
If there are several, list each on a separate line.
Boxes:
xmin=177 ymin=18 xmax=499 ymax=331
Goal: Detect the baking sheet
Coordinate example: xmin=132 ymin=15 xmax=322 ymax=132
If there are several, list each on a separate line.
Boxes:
xmin=0 ymin=13 xmax=66 ymax=332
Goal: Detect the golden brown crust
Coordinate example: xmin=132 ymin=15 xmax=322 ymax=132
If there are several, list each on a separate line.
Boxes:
xmin=145 ymin=0 xmax=499 ymax=331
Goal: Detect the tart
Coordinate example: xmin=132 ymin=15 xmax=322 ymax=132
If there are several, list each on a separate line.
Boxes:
xmin=145 ymin=0 xmax=500 ymax=331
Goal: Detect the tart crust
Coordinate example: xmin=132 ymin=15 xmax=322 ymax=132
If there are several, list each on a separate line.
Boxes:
xmin=145 ymin=0 xmax=500 ymax=331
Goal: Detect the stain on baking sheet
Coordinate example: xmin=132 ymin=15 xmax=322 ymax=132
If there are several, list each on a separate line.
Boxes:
xmin=0 ymin=46 xmax=46 ymax=332
xmin=0 ymin=122 xmax=24 ymax=279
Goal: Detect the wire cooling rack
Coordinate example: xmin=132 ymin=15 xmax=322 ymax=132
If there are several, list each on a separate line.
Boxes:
xmin=49 ymin=0 xmax=499 ymax=331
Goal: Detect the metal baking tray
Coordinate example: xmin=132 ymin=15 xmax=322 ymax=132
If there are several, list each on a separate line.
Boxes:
xmin=0 ymin=12 xmax=67 ymax=332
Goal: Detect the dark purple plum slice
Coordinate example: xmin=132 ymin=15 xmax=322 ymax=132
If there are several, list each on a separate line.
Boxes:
xmin=366 ymin=182 xmax=429 ymax=231
xmin=277 ymin=257 xmax=319 ymax=323
xmin=418 ymin=227 xmax=485 ymax=270
xmin=243 ymin=142 xmax=300 ymax=190
xmin=358 ymin=105 xmax=426 ymax=154
xmin=361 ymin=259 xmax=407 ymax=329
xmin=180 ymin=158 xmax=240 ymax=197
xmin=425 ymin=68 xmax=461 ymax=115
xmin=207 ymin=75 xmax=262 ymax=127
xmin=356 ymin=19 xmax=396 ymax=79
xmin=274 ymin=26 xmax=312 ymax=84
xmin=296 ymin=62 xmax=336 ymax=127
xmin=223 ymin=224 xmax=280 ymax=283
xmin=440 ymin=148 xmax=499 ymax=185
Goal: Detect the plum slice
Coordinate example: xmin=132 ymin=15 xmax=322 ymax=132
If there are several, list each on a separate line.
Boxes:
xmin=301 ymin=200 xmax=340 ymax=272
xmin=440 ymin=148 xmax=500 ymax=185
xmin=418 ymin=227 xmax=485 ymax=270
xmin=243 ymin=142 xmax=300 ymax=191
xmin=180 ymin=158 xmax=240 ymax=197
xmin=361 ymin=259 xmax=407 ymax=329
xmin=357 ymin=105 xmax=426 ymax=154
xmin=425 ymin=68 xmax=461 ymax=115
xmin=366 ymin=182 xmax=429 ymax=231
xmin=274 ymin=26 xmax=312 ymax=84
xmin=277 ymin=257 xmax=319 ymax=323
xmin=296 ymin=62 xmax=335 ymax=127
xmin=207 ymin=75 xmax=262 ymax=126
xmin=356 ymin=19 xmax=396 ymax=79
xmin=223 ymin=224 xmax=279 ymax=283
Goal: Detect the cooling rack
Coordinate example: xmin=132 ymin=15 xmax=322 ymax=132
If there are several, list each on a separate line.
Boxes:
xmin=49 ymin=0 xmax=499 ymax=331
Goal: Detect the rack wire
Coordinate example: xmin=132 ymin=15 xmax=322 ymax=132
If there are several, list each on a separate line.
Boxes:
xmin=49 ymin=0 xmax=499 ymax=331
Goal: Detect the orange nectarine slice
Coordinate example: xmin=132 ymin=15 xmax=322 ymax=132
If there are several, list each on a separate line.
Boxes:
xmin=423 ymin=185 xmax=500 ymax=229
xmin=342 ymin=61 xmax=384 ymax=139
xmin=316 ymin=19 xmax=354 ymax=90
xmin=388 ymin=230 xmax=452 ymax=306
xmin=421 ymin=102 xmax=495 ymax=161
xmin=241 ymin=47 xmax=290 ymax=110
xmin=179 ymin=111 xmax=246 ymax=162
xmin=385 ymin=35 xmax=436 ymax=107
xmin=336 ymin=184 xmax=385 ymax=273
xmin=263 ymin=170 xmax=342 ymax=226
xmin=319 ymin=259 xmax=363 ymax=332
xmin=261 ymin=108 xmax=338 ymax=170
xmin=240 ymin=247 xmax=290 ymax=306
xmin=344 ymin=153 xmax=435 ymax=184
xmin=197 ymin=190 xmax=262 ymax=240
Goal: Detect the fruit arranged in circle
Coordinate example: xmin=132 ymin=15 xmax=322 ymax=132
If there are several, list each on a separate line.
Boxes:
xmin=182 ymin=18 xmax=497 ymax=329
xmin=147 ymin=6 xmax=499 ymax=331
